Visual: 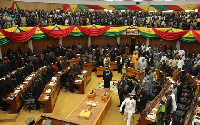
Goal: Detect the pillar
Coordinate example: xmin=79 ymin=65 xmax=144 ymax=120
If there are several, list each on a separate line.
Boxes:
xmin=88 ymin=36 xmax=91 ymax=47
xmin=117 ymin=36 xmax=120 ymax=45
xmin=28 ymin=39 xmax=33 ymax=51
xmin=146 ymin=38 xmax=150 ymax=47
xmin=59 ymin=38 xmax=62 ymax=46
xmin=0 ymin=45 xmax=2 ymax=59
xmin=176 ymin=40 xmax=181 ymax=50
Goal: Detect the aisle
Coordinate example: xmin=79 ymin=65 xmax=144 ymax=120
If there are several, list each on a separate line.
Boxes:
xmin=0 ymin=71 xmax=139 ymax=125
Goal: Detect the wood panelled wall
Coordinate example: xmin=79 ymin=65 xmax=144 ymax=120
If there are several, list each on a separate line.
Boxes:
xmin=62 ymin=36 xmax=88 ymax=47
xmin=1 ymin=35 xmax=200 ymax=55
xmin=91 ymin=36 xmax=117 ymax=46
xmin=1 ymin=41 xmax=28 ymax=55
xmin=149 ymin=38 xmax=177 ymax=48
xmin=32 ymin=37 xmax=59 ymax=51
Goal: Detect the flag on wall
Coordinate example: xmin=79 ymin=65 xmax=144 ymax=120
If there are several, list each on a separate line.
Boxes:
xmin=70 ymin=4 xmax=77 ymax=13
xmin=198 ymin=6 xmax=200 ymax=12
xmin=63 ymin=4 xmax=70 ymax=12
xmin=11 ymin=1 xmax=20 ymax=12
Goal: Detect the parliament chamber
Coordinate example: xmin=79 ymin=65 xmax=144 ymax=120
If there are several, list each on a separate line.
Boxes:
xmin=1 ymin=0 xmax=200 ymax=125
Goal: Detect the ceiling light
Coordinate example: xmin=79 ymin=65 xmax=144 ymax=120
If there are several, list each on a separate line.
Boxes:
xmin=133 ymin=0 xmax=143 ymax=1
xmin=104 ymin=0 xmax=114 ymax=1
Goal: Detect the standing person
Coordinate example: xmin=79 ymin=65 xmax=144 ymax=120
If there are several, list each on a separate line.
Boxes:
xmin=120 ymin=94 xmax=136 ymax=125
xmin=33 ymin=79 xmax=44 ymax=110
xmin=103 ymin=67 xmax=112 ymax=89
xmin=117 ymin=55 xmax=123 ymax=74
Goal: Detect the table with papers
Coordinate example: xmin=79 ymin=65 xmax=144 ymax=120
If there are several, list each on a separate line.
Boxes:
xmin=38 ymin=69 xmax=67 ymax=113
xmin=3 ymin=67 xmax=45 ymax=113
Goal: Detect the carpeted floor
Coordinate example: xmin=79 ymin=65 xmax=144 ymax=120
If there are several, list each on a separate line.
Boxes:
xmin=0 ymin=71 xmax=140 ymax=125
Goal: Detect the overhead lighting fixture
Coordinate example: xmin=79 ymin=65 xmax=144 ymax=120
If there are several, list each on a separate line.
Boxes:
xmin=162 ymin=10 xmax=174 ymax=13
xmin=133 ymin=0 xmax=143 ymax=1
xmin=185 ymin=10 xmax=194 ymax=12
xmin=104 ymin=0 xmax=113 ymax=1
xmin=114 ymin=0 xmax=124 ymax=1
xmin=165 ymin=0 xmax=173 ymax=1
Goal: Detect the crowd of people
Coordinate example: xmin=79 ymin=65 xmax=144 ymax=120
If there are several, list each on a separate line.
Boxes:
xmin=0 ymin=41 xmax=200 ymax=124
xmin=0 ymin=7 xmax=200 ymax=30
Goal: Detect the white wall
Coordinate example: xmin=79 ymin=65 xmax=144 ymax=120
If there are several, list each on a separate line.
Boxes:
xmin=15 ymin=0 xmax=200 ymax=5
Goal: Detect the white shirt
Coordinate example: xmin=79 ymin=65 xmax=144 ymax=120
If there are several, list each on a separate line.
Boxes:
xmin=177 ymin=59 xmax=184 ymax=69
xmin=170 ymin=93 xmax=177 ymax=111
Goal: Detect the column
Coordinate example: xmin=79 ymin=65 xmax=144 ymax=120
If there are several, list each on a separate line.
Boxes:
xmin=117 ymin=36 xmax=120 ymax=45
xmin=28 ymin=39 xmax=33 ymax=51
xmin=0 ymin=45 xmax=2 ymax=59
xmin=88 ymin=36 xmax=91 ymax=47
xmin=59 ymin=38 xmax=62 ymax=46
xmin=146 ymin=37 xmax=150 ymax=47
xmin=176 ymin=40 xmax=181 ymax=50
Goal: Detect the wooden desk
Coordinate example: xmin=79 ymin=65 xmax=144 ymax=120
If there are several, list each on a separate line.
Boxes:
xmin=140 ymin=78 xmax=175 ymax=125
xmin=110 ymin=61 xmax=118 ymax=71
xmin=35 ymin=115 xmax=78 ymax=125
xmin=74 ymin=70 xmax=92 ymax=94
xmin=83 ymin=62 xmax=95 ymax=71
xmin=126 ymin=68 xmax=143 ymax=80
xmin=96 ymin=67 xmax=113 ymax=76
xmin=74 ymin=78 xmax=85 ymax=94
xmin=38 ymin=70 xmax=65 ymax=113
xmin=65 ymin=89 xmax=112 ymax=125
xmin=70 ymin=58 xmax=80 ymax=67
xmin=3 ymin=67 xmax=45 ymax=114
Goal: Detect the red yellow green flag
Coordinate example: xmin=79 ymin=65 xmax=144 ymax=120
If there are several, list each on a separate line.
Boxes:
xmin=11 ymin=1 xmax=20 ymax=12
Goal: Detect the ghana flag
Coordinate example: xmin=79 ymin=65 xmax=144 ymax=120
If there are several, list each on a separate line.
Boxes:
xmin=11 ymin=1 xmax=20 ymax=12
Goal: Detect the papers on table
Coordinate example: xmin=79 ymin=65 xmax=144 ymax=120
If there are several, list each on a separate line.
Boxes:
xmin=168 ymin=78 xmax=175 ymax=83
xmin=20 ymin=85 xmax=24 ymax=89
xmin=78 ymin=75 xmax=84 ymax=78
xmin=14 ymin=90 xmax=20 ymax=94
xmin=52 ymin=77 xmax=57 ymax=82
xmin=44 ymin=95 xmax=49 ymax=100
xmin=147 ymin=113 xmax=156 ymax=120
xmin=7 ymin=96 xmax=14 ymax=100
xmin=45 ymin=89 xmax=52 ymax=94
xmin=75 ymin=80 xmax=82 ymax=83
xmin=23 ymin=81 xmax=28 ymax=84
xmin=26 ymin=77 xmax=32 ymax=81
xmin=81 ymin=70 xmax=87 ymax=74
xmin=49 ymin=82 xmax=55 ymax=86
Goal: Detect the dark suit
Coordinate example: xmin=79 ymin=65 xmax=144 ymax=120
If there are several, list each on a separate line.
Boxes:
xmin=33 ymin=82 xmax=44 ymax=109
xmin=0 ymin=82 xmax=8 ymax=111
xmin=166 ymin=95 xmax=172 ymax=115
xmin=96 ymin=59 xmax=103 ymax=67
xmin=103 ymin=69 xmax=112 ymax=88
xmin=4 ymin=80 xmax=14 ymax=94
xmin=117 ymin=57 xmax=123 ymax=73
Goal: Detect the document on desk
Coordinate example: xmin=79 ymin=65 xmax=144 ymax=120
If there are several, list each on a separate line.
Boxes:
xmin=14 ymin=90 xmax=20 ymax=94
xmin=26 ymin=77 xmax=32 ymax=81
xmin=52 ymin=77 xmax=57 ymax=81
xmin=81 ymin=70 xmax=87 ymax=74
xmin=75 ymin=80 xmax=82 ymax=83
xmin=49 ymin=82 xmax=55 ymax=86
xmin=78 ymin=75 xmax=84 ymax=78
xmin=44 ymin=95 xmax=49 ymax=100
xmin=23 ymin=81 xmax=28 ymax=84
xmin=45 ymin=89 xmax=51 ymax=94
xmin=147 ymin=113 xmax=156 ymax=120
